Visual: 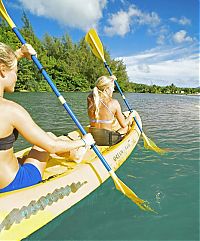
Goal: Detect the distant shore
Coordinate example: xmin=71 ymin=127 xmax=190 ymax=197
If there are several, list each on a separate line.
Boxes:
xmin=16 ymin=90 xmax=200 ymax=95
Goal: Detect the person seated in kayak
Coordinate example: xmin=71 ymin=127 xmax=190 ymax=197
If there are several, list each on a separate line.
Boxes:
xmin=87 ymin=75 xmax=134 ymax=146
xmin=0 ymin=42 xmax=95 ymax=193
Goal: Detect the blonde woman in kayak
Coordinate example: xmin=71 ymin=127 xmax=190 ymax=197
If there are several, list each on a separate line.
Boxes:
xmin=87 ymin=75 xmax=134 ymax=146
xmin=0 ymin=42 xmax=95 ymax=193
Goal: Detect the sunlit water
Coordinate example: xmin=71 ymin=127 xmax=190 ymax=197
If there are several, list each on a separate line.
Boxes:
xmin=5 ymin=92 xmax=199 ymax=241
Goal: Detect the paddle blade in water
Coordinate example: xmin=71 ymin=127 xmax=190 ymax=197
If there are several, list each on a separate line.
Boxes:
xmin=85 ymin=28 xmax=105 ymax=61
xmin=142 ymin=132 xmax=167 ymax=154
xmin=115 ymin=178 xmax=155 ymax=212
xmin=110 ymin=171 xmax=154 ymax=212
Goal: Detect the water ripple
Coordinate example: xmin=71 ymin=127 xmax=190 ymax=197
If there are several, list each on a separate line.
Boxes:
xmin=6 ymin=92 xmax=199 ymax=241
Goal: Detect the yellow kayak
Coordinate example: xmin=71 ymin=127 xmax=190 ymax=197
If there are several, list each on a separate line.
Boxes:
xmin=0 ymin=111 xmax=141 ymax=241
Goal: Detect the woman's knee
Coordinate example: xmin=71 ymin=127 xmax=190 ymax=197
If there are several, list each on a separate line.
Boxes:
xmin=25 ymin=145 xmax=50 ymax=163
xmin=23 ymin=146 xmax=50 ymax=177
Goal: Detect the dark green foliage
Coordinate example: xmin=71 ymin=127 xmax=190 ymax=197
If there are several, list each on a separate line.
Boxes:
xmin=0 ymin=13 xmax=128 ymax=92
xmin=0 ymin=14 xmax=199 ymax=95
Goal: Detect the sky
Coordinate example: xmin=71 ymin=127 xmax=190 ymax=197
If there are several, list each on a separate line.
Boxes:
xmin=2 ymin=0 xmax=199 ymax=87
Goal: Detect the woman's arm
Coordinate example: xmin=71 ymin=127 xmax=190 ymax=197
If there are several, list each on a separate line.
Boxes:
xmin=9 ymin=101 xmax=93 ymax=154
xmin=112 ymin=99 xmax=133 ymax=128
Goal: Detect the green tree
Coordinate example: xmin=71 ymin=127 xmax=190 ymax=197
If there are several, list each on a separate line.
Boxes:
xmin=1 ymin=14 xmax=199 ymax=94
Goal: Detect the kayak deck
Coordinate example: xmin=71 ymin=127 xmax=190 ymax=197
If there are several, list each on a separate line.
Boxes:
xmin=0 ymin=111 xmax=142 ymax=241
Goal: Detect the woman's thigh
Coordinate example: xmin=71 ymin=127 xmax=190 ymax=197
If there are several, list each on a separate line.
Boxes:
xmin=24 ymin=145 xmax=50 ymax=176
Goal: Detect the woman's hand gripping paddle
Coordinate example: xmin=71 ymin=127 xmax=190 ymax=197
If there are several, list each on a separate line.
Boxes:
xmin=0 ymin=0 xmax=154 ymax=211
xmin=85 ymin=28 xmax=167 ymax=155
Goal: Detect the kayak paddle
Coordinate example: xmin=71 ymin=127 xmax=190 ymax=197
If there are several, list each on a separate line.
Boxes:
xmin=0 ymin=0 xmax=154 ymax=211
xmin=85 ymin=28 xmax=166 ymax=155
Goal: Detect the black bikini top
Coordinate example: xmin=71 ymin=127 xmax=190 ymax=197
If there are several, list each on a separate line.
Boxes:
xmin=0 ymin=129 xmax=19 ymax=151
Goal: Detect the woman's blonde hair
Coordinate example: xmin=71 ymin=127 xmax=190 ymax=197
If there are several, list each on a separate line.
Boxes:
xmin=0 ymin=42 xmax=16 ymax=69
xmin=93 ymin=75 xmax=114 ymax=119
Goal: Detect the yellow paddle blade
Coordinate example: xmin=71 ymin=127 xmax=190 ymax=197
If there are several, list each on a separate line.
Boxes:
xmin=85 ymin=28 xmax=105 ymax=61
xmin=115 ymin=177 xmax=155 ymax=212
xmin=109 ymin=170 xmax=155 ymax=212
xmin=0 ymin=0 xmax=15 ymax=28
xmin=142 ymin=132 xmax=167 ymax=154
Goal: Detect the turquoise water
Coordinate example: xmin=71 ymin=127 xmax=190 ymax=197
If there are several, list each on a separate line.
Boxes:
xmin=6 ymin=92 xmax=199 ymax=241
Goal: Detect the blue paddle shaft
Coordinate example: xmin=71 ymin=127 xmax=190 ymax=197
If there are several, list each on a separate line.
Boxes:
xmin=104 ymin=62 xmax=143 ymax=133
xmin=12 ymin=27 xmax=112 ymax=172
xmin=104 ymin=62 xmax=132 ymax=112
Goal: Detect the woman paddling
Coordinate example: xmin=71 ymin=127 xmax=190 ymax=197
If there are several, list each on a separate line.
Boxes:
xmin=87 ymin=75 xmax=134 ymax=146
xmin=0 ymin=42 xmax=95 ymax=193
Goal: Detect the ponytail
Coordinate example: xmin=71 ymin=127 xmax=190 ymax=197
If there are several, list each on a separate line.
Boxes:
xmin=92 ymin=75 xmax=115 ymax=119
xmin=93 ymin=87 xmax=100 ymax=119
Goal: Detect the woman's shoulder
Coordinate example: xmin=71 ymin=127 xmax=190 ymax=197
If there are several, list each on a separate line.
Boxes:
xmin=105 ymin=98 xmax=120 ymax=111
xmin=0 ymin=98 xmax=19 ymax=107
xmin=110 ymin=98 xmax=120 ymax=105
xmin=108 ymin=98 xmax=121 ymax=113
xmin=0 ymin=98 xmax=26 ymax=113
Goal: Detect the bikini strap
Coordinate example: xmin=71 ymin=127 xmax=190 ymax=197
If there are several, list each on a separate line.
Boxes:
xmin=99 ymin=99 xmax=115 ymax=118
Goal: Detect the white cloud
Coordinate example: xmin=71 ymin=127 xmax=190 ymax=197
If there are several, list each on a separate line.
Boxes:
xmin=117 ymin=44 xmax=199 ymax=87
xmin=137 ymin=64 xmax=150 ymax=73
xmin=104 ymin=9 xmax=131 ymax=36
xmin=170 ymin=16 xmax=191 ymax=25
xmin=137 ymin=11 xmax=160 ymax=26
xmin=18 ymin=0 xmax=107 ymax=31
xmin=104 ymin=5 xmax=160 ymax=36
xmin=172 ymin=30 xmax=193 ymax=43
xmin=148 ymin=25 xmax=170 ymax=45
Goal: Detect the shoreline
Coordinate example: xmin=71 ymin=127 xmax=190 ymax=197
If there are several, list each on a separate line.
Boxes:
xmin=16 ymin=91 xmax=199 ymax=95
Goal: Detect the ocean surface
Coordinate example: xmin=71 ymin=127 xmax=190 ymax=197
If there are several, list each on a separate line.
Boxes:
xmin=6 ymin=92 xmax=199 ymax=241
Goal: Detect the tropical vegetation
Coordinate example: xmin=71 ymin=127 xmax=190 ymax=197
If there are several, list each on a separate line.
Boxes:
xmin=0 ymin=14 xmax=199 ymax=95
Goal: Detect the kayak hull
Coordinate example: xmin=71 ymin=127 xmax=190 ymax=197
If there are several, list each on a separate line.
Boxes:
xmin=0 ymin=111 xmax=141 ymax=241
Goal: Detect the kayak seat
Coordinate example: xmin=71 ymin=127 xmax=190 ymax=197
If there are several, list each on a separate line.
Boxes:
xmin=89 ymin=127 xmax=122 ymax=146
